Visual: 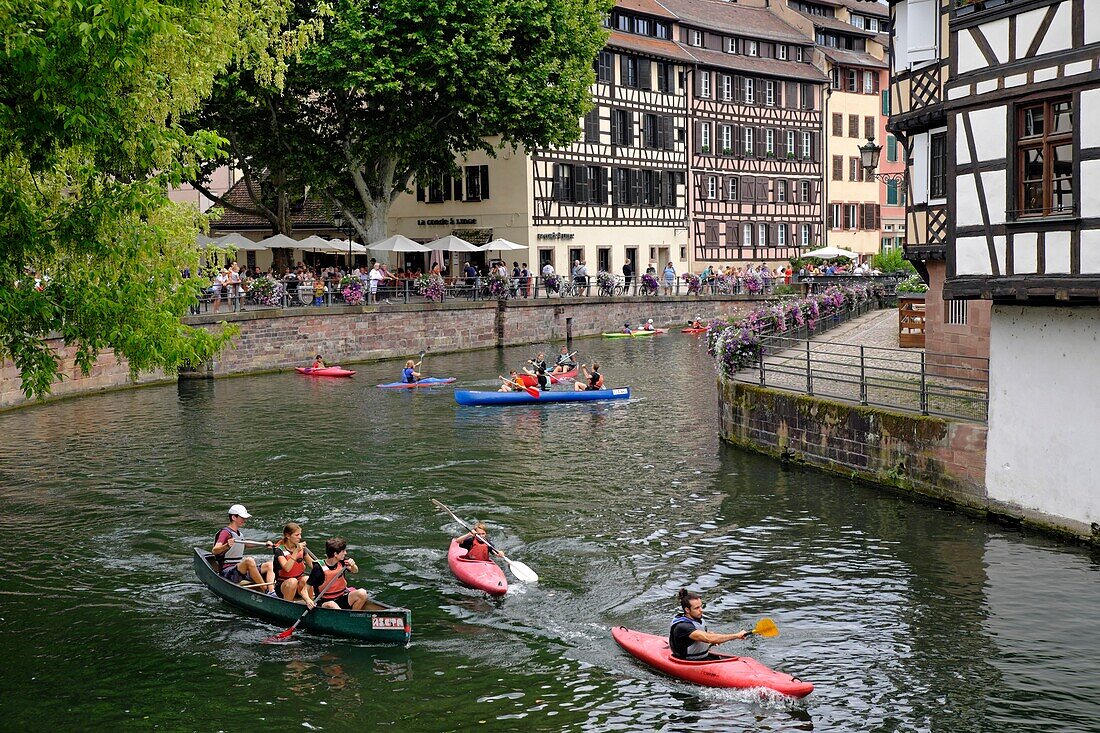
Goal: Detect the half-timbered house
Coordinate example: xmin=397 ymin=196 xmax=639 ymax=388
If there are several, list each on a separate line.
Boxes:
xmin=942 ymin=0 xmax=1100 ymax=533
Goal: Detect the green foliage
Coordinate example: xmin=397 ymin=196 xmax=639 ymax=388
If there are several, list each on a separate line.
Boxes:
xmin=0 ymin=0 xmax=311 ymax=397
xmin=871 ymin=248 xmax=916 ymax=275
xmin=895 ymin=275 xmax=929 ymax=294
xmin=772 ymin=284 xmax=799 ymax=296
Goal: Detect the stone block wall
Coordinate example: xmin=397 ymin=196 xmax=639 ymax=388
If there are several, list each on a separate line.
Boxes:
xmin=924 ymin=261 xmax=992 ymax=384
xmin=718 ymin=380 xmax=989 ymax=508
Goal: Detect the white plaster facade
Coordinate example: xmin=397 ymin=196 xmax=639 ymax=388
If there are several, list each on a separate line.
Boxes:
xmin=985 ymin=306 xmax=1100 ymax=532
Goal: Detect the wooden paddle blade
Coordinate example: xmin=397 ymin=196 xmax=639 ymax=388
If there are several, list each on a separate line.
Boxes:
xmin=753 ymin=618 xmax=779 ymax=638
xmin=506 ymin=559 xmax=539 ymax=583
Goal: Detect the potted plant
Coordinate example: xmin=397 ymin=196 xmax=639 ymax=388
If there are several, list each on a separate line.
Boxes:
xmin=722 ymin=147 xmax=733 ymax=156
xmin=786 ymin=152 xmax=795 ymax=160
xmin=700 ymin=145 xmax=711 ymax=154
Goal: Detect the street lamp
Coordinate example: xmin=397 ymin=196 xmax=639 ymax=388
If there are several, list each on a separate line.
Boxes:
xmin=332 ymin=211 xmax=355 ymax=268
xmin=859 ymin=136 xmax=906 ymax=184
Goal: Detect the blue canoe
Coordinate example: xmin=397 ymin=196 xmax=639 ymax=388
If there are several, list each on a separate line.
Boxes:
xmin=454 ymin=387 xmax=631 ymax=406
xmin=377 ymin=377 xmax=457 ymax=389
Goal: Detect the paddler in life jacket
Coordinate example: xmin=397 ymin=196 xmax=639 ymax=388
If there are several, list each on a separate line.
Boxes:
xmin=273 ymin=522 xmax=315 ymax=607
xmin=641 ymin=319 xmax=656 ymax=331
xmin=669 ymin=588 xmax=749 ymax=660
xmin=307 ymin=537 xmax=370 ymax=610
xmin=402 ymin=358 xmax=423 ymax=383
xmin=312 ymin=354 xmax=326 ymax=369
xmin=551 ymin=346 xmax=577 ymax=375
xmin=574 ymin=362 xmax=604 ymax=391
xmin=212 ymin=503 xmax=275 ymax=592
xmin=457 ymin=521 xmax=506 ymax=562
xmin=524 ymin=352 xmax=550 ymax=389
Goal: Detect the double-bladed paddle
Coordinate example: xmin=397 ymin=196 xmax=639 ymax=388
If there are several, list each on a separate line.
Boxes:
xmin=746 ymin=618 xmax=779 ymax=638
xmin=431 ymin=499 xmax=539 ymax=583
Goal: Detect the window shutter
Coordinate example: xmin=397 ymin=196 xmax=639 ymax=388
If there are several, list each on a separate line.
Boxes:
xmin=693 ymin=69 xmax=703 ymax=97
xmin=611 ymin=111 xmax=620 ymax=146
xmin=786 ymin=82 xmax=797 ymax=109
xmin=639 ymin=59 xmax=651 ymax=90
xmin=843 ymin=203 xmax=851 ymax=229
xmin=873 ymin=203 xmax=881 ymax=230
xmin=907 ymin=0 xmax=938 ymax=64
xmin=416 ymin=185 xmax=425 ymax=202
xmin=812 ymin=132 xmax=820 ymax=162
xmin=553 ymin=164 xmax=563 ymax=202
xmin=726 ymin=221 xmax=739 ymax=246
xmin=453 ymin=177 xmax=463 ymax=201
xmin=872 ymin=73 xmax=880 ymax=93
xmin=480 ymin=165 xmax=490 ymax=200
xmin=705 ymin=220 xmax=719 ymax=246
xmin=575 ymin=165 xmax=589 ymax=203
xmin=620 ymin=54 xmax=629 ymax=86
xmin=693 ymin=121 xmax=702 ymax=152
xmin=443 ymin=177 xmax=452 ymax=201
xmin=665 ymin=171 xmax=676 ymax=206
xmin=881 ymin=89 xmax=891 ymax=116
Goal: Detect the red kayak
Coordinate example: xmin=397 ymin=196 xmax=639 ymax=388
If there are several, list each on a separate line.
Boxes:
xmin=295 ymin=366 xmax=356 ymax=377
xmin=517 ymin=367 xmax=577 ymax=387
xmin=611 ymin=627 xmax=814 ymax=698
xmin=447 ymin=539 xmax=507 ymax=596
xmin=681 ymin=327 xmax=707 ymax=334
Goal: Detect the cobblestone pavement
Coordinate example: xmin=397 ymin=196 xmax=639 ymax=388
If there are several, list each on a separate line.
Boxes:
xmin=731 ymin=308 xmax=988 ymax=421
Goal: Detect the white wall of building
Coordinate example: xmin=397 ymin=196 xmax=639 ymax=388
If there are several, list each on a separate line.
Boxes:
xmin=985 ymin=306 xmax=1100 ymax=530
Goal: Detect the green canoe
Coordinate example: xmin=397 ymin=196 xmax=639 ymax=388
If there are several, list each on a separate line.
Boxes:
xmin=601 ymin=330 xmax=658 ymax=338
xmin=193 ymin=549 xmax=412 ymax=644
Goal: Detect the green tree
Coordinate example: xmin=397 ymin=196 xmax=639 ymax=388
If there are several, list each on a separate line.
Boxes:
xmin=189 ymin=0 xmax=610 ymax=243
xmin=0 ymin=0 xmax=318 ymax=398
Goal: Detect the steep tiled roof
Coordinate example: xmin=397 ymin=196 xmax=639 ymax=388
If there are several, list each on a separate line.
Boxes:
xmin=834 ymin=0 xmax=890 ymax=18
xmin=209 ymin=177 xmax=339 ymax=232
xmin=659 ymin=0 xmax=808 ymax=43
xmin=685 ymin=44 xmax=830 ymax=82
xmin=808 ymin=14 xmax=879 ymax=36
xmin=608 ymin=29 xmax=698 ymax=62
xmin=615 ymin=0 xmax=677 ymax=20
xmin=821 ymin=46 xmax=888 ymax=69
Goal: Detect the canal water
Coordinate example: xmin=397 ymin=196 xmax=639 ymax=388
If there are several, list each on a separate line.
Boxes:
xmin=1 ymin=333 xmax=1098 ymax=732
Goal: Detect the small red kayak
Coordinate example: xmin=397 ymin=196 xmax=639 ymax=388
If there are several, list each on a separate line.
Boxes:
xmin=447 ymin=539 xmax=507 ymax=596
xmin=681 ymin=327 xmax=707 ymax=334
xmin=295 ymin=366 xmax=356 ymax=377
xmin=517 ymin=367 xmax=577 ymax=387
xmin=611 ymin=626 xmax=813 ymax=697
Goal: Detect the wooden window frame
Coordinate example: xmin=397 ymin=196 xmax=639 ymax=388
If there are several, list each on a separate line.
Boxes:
xmin=1014 ymin=96 xmax=1074 ymax=219
xmin=929 ymin=130 xmax=948 ymax=200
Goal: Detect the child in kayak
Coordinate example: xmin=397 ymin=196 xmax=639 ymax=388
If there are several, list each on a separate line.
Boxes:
xmin=456 ymin=521 xmax=506 ymax=562
xmin=402 ymin=359 xmax=423 ymax=383
xmin=622 ymin=322 xmax=633 ymax=334
xmin=312 ymin=354 xmax=326 ymax=369
xmin=574 ymin=362 xmax=604 ymax=391
xmin=498 ymin=370 xmax=524 ymax=392
xmin=551 ymin=346 xmax=577 ymax=375
xmin=307 ymin=537 xmax=370 ymax=611
xmin=273 ymin=522 xmax=315 ymax=608
xmin=669 ymin=588 xmax=748 ymax=660
xmin=642 ymin=319 xmax=656 ymax=331
xmin=524 ymin=352 xmax=550 ymax=389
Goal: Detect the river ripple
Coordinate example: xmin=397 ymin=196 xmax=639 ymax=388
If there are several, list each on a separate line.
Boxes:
xmin=0 ymin=333 xmax=1097 ymax=731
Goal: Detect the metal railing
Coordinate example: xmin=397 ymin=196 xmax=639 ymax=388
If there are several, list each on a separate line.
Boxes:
xmin=737 ymin=334 xmax=989 ymax=422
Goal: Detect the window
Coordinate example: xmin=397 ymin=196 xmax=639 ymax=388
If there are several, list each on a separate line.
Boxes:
xmin=846 ymin=203 xmax=858 ymax=228
xmin=776 ymin=180 xmax=787 ymax=202
xmin=832 ymin=113 xmax=842 ymax=137
xmin=832 ymin=155 xmax=843 ymax=181
xmin=801 ymin=131 xmax=811 ymax=159
xmin=801 ymin=84 xmax=814 ymax=109
xmin=800 ymin=180 xmax=811 ymax=202
xmin=887 ymin=134 xmax=898 ymax=162
xmin=655 ymin=21 xmax=669 ymax=39
xmin=831 ymin=67 xmax=841 ymax=90
xmin=615 ymin=13 xmax=630 ymax=31
xmin=624 ymin=56 xmax=639 ymax=87
xmin=887 ymin=179 xmax=900 ymax=205
xmin=786 ymin=131 xmax=795 ymax=156
xmin=556 ymin=164 xmax=575 ymax=202
xmin=691 ymin=29 xmax=702 ymax=47
xmin=848 ymin=114 xmax=859 ymax=138
xmin=588 ymin=166 xmax=606 ymax=203
xmin=930 ymin=130 xmax=948 ymax=199
xmin=743 ymin=127 xmax=754 ymax=156
xmin=722 ymin=74 xmax=732 ymax=101
xmin=584 ymin=108 xmax=600 ymax=143
xmin=727 ymin=177 xmax=739 ymax=200
xmin=758 ymin=223 xmax=768 ymax=246
xmin=747 ymin=40 xmax=758 ymax=57
xmin=700 ymin=71 xmax=711 ymax=98
xmin=726 ymin=37 xmax=737 ymax=53
xmin=864 ymin=116 xmax=875 ymax=140
xmin=701 ymin=122 xmax=711 ymax=150
xmin=766 ymin=80 xmax=775 ymax=106
xmin=634 ymin=17 xmax=650 ymax=36
xmin=881 ymin=89 xmax=890 ymax=116
xmin=612 ymin=109 xmax=631 ymax=145
xmin=946 ymin=299 xmax=968 ymax=326
xmin=613 ymin=168 xmax=631 ymax=204
xmin=778 ymin=44 xmax=788 ymax=60
xmin=744 ymin=78 xmax=755 ymax=104
xmin=596 ymin=51 xmax=613 ymax=82
xmin=800 ymin=224 xmax=811 ymax=246
xmin=830 ymin=203 xmax=841 ymax=228
xmin=644 ymin=113 xmax=659 ymax=148
xmin=766 ymin=129 xmax=775 ymax=156
xmin=778 ymin=224 xmax=787 ymax=246
xmin=868 ymin=18 xmax=879 ymax=33
xmin=464 ymin=165 xmax=488 ymax=201
xmin=1016 ymin=98 xmax=1073 ymax=217
xmin=721 ymin=125 xmax=732 ymax=153
xmin=852 ymin=14 xmax=865 ymax=29
xmin=656 ymin=62 xmax=671 ymax=93
xmin=849 ymin=157 xmax=861 ymax=182
xmin=863 ymin=71 xmax=874 ymax=94
xmin=847 ymin=70 xmax=858 ymax=92
xmin=743 ymin=223 xmax=754 ymax=247
xmin=797 ymin=46 xmax=803 ymax=62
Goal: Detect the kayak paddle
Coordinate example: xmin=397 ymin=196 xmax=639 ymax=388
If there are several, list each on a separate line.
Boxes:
xmin=747 ymin=618 xmax=779 ymax=638
xmin=430 ymin=499 xmax=539 ymax=583
xmin=500 ymin=375 xmax=540 ymax=399
xmin=263 ymin=564 xmax=346 ymax=643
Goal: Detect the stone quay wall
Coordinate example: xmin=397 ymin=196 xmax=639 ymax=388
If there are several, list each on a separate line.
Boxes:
xmin=1 ymin=295 xmax=753 ymax=409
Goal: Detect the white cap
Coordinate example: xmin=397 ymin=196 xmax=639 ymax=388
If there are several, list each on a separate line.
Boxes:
xmin=228 ymin=503 xmax=251 ymax=518
xmin=647 ymin=319 xmax=653 ymax=323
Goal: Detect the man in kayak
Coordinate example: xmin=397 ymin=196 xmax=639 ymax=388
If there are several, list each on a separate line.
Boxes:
xmin=498 ymin=369 xmax=524 ymax=392
xmin=641 ymin=319 xmax=656 ymax=331
xmin=212 ymin=504 xmax=275 ymax=592
xmin=402 ymin=358 xmax=423 ymax=383
xmin=669 ymin=588 xmax=749 ymax=660
xmin=524 ymin=352 xmax=550 ymax=389
xmin=550 ymin=346 xmax=577 ymax=375
xmin=312 ymin=354 xmax=326 ymax=369
xmin=307 ymin=537 xmax=370 ymax=610
xmin=574 ymin=362 xmax=604 ymax=391
xmin=457 ymin=521 xmax=506 ymax=562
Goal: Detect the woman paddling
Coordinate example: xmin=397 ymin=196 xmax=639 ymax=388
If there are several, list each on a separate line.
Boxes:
xmin=456 ymin=521 xmax=507 ymax=563
xmin=402 ymin=358 xmax=423 ymax=384
xmin=273 ymin=522 xmax=315 ymax=608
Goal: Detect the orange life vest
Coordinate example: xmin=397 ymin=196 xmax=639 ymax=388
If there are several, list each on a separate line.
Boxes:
xmin=316 ymin=561 xmax=348 ymax=599
xmin=276 ymin=544 xmax=306 ymax=580
xmin=466 ymin=537 xmax=491 ymax=561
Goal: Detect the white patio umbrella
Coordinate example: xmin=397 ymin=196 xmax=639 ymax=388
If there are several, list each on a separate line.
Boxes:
xmin=215 ymin=233 xmax=269 ymax=251
xmin=295 ymin=235 xmax=338 ymax=252
xmin=329 ymin=238 xmax=367 ymax=254
xmin=256 ymin=233 xmax=300 ymax=250
xmin=367 ymin=234 xmax=431 ymax=253
xmin=195 ymin=233 xmax=218 ymax=247
xmin=424 ymin=234 xmax=480 ymax=252
xmin=803 ymin=245 xmax=859 ymax=260
xmin=480 ymin=238 xmax=527 ymax=252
